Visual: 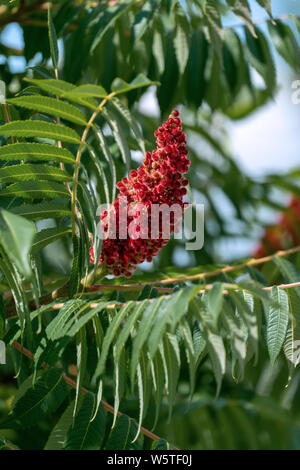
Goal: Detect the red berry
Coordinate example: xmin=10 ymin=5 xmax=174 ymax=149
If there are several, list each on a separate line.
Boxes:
xmin=90 ymin=111 xmax=189 ymax=277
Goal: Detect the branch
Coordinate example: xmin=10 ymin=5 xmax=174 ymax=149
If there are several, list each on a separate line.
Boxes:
xmin=1 ymin=103 xmax=13 ymax=144
xmin=83 ymin=246 xmax=300 ymax=292
xmin=11 ymin=341 xmax=178 ymax=449
xmin=137 ymin=246 xmax=300 ymax=287
xmin=4 ymin=246 xmax=300 ymax=318
xmin=34 ymin=281 xmax=300 ymax=313
xmin=224 ymin=13 xmax=297 ymax=30
xmin=71 ymin=92 xmax=116 ymax=237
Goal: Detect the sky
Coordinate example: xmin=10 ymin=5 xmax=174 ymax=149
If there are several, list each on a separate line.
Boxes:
xmin=228 ymin=0 xmax=300 ymax=177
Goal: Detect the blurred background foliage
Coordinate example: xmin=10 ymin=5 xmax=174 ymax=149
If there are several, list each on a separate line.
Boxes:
xmin=0 ymin=0 xmax=300 ymax=450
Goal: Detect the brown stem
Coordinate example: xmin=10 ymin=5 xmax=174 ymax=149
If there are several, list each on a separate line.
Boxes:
xmin=2 ymin=103 xmax=13 ymax=144
xmin=137 ymin=246 xmax=300 ymax=287
xmin=11 ymin=341 xmax=178 ymax=448
xmin=71 ymin=92 xmax=115 ymax=236
xmin=38 ymin=280 xmax=300 ymax=312
xmin=5 ymin=246 xmax=300 ymax=318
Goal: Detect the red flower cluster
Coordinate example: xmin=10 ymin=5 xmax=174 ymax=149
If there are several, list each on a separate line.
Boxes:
xmin=90 ymin=109 xmax=190 ymax=277
xmin=254 ymin=196 xmax=300 ymax=257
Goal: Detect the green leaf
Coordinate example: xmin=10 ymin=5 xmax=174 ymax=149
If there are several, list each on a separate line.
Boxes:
xmin=180 ymin=319 xmax=197 ymax=397
xmin=0 ymin=181 xmax=70 ymax=200
xmin=32 ymin=300 xmax=89 ymax=374
xmin=267 ymin=286 xmax=289 ymax=368
xmin=226 ymin=0 xmax=256 ymax=37
xmin=238 ymin=280 xmax=271 ymax=301
xmin=193 ymin=322 xmax=207 ymax=369
xmin=130 ymin=297 xmax=165 ymax=385
xmin=90 ymin=0 xmax=135 ymax=53
xmin=245 ymin=27 xmax=276 ymax=93
xmin=44 ymin=401 xmax=75 ymax=450
xmin=222 ymin=299 xmax=247 ymax=381
xmin=186 ymin=29 xmax=208 ymax=107
xmin=31 ymin=227 xmax=71 ymax=254
xmin=44 ymin=299 xmax=86 ymax=341
xmin=114 ymin=300 xmax=148 ymax=363
xmin=0 ymin=369 xmax=69 ymax=429
xmin=24 ymin=78 xmax=76 ymax=98
xmin=273 ymin=257 xmax=300 ymax=298
xmin=63 ymin=84 xmax=107 ymax=100
xmin=0 ymin=254 xmax=30 ymax=330
xmin=148 ymin=286 xmax=199 ymax=359
xmin=132 ymin=0 xmax=161 ymax=43
xmin=111 ymin=73 xmax=159 ymax=95
xmin=150 ymin=349 xmax=165 ymax=429
xmin=152 ymin=15 xmax=166 ymax=75
xmin=112 ymin=346 xmax=126 ymax=427
xmin=284 ymin=289 xmax=300 ymax=368
xmin=94 ymin=302 xmax=134 ymax=379
xmin=110 ymin=98 xmax=146 ymax=154
xmin=163 ymin=332 xmax=181 ymax=419
xmin=102 ymin=106 xmax=131 ymax=173
xmin=173 ymin=8 xmax=190 ymax=75
xmin=93 ymin=125 xmax=117 ymax=201
xmin=0 ymin=164 xmax=72 ymax=183
xmin=74 ymin=326 xmax=88 ymax=418
xmin=134 ymin=352 xmax=148 ymax=442
xmin=0 ymin=296 xmax=5 ymax=340
xmin=229 ymin=290 xmax=260 ymax=360
xmin=11 ymin=202 xmax=71 ymax=221
xmin=152 ymin=438 xmax=175 ymax=450
xmin=0 ymin=143 xmax=75 ymax=164
xmin=205 ymin=329 xmax=226 ymax=396
xmin=255 ymin=0 xmax=273 ymax=20
xmin=48 ymin=7 xmax=59 ymax=69
xmin=67 ymin=306 xmax=109 ymax=341
xmin=104 ymin=414 xmax=143 ymax=450
xmin=86 ymin=146 xmax=110 ymax=206
xmin=68 ymin=235 xmax=84 ymax=298
xmin=0 ymin=209 xmax=35 ymax=279
xmin=0 ymin=120 xmax=81 ymax=144
xmin=64 ymin=393 xmax=106 ymax=450
xmin=207 ymin=282 xmax=223 ymax=327
xmin=7 ymin=96 xmax=87 ymax=125
xmin=268 ymin=21 xmax=300 ymax=70
xmin=204 ymin=0 xmax=224 ymax=65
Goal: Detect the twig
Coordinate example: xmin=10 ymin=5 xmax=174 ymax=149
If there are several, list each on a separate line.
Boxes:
xmin=11 ymin=341 xmax=177 ymax=448
xmin=1 ymin=103 xmax=13 ymax=144
xmin=71 ymin=92 xmax=116 ymax=236
xmin=85 ymin=284 xmax=174 ymax=293
xmin=5 ymin=246 xmax=300 ymax=317
xmin=83 ymin=246 xmax=300 ymax=292
xmin=40 ymin=280 xmax=300 ymax=311
xmin=137 ymin=246 xmax=300 ymax=287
